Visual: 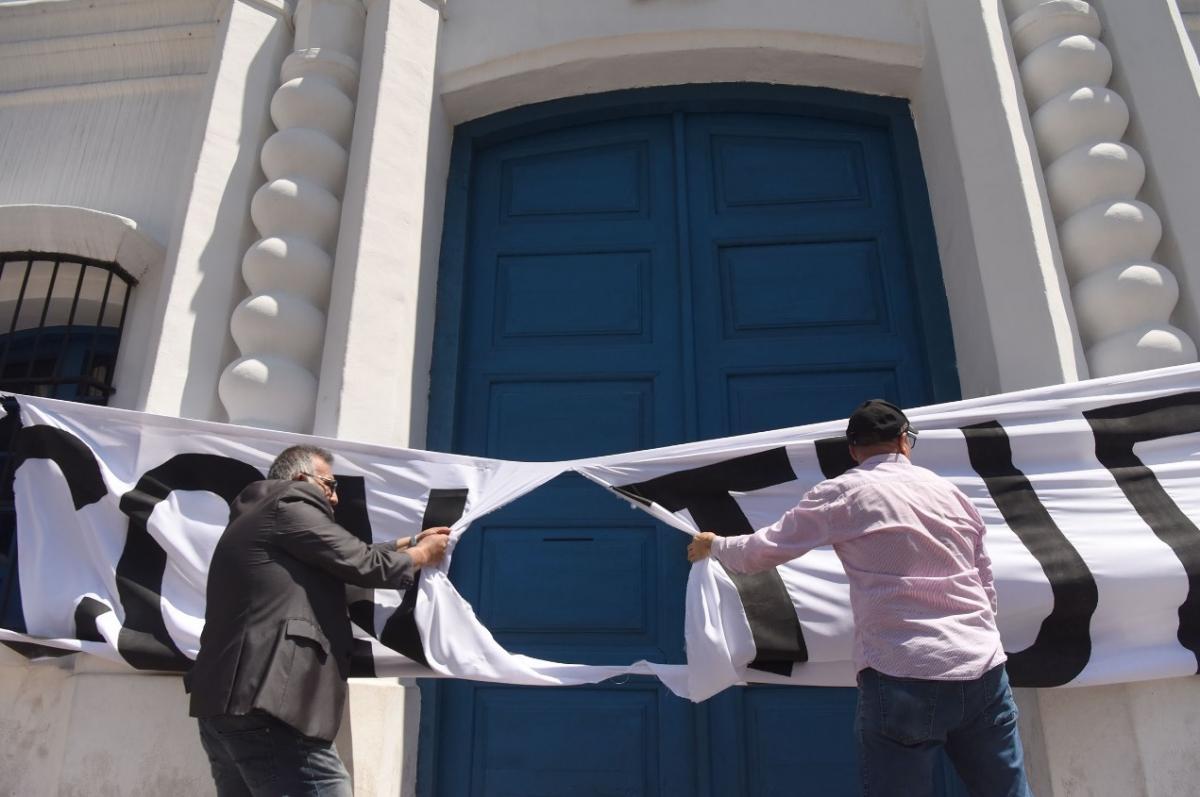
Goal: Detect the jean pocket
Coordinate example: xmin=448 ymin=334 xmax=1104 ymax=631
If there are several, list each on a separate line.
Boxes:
xmin=991 ymin=699 xmax=1019 ymax=728
xmin=211 ymin=714 xmax=273 ymax=738
xmin=878 ymin=676 xmax=939 ymax=745
xmin=218 ymin=718 xmax=279 ymax=788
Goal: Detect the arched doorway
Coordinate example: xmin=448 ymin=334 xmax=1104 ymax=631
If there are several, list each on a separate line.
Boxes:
xmin=425 ymin=84 xmax=961 ymax=796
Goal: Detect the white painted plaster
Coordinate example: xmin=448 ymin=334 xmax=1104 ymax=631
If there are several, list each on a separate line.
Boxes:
xmin=908 ymin=15 xmax=1003 ymax=399
xmin=0 ymin=79 xmax=206 ymax=246
xmin=0 ymin=648 xmax=421 ymax=796
xmin=139 ymin=0 xmax=293 ymax=420
xmin=336 ymin=677 xmax=423 ymax=797
xmin=440 ymin=29 xmax=923 ymax=125
xmin=262 ymin=127 xmax=350 ymax=194
xmin=1031 ymin=86 xmax=1128 ymax=164
xmin=1011 ymin=688 xmax=1055 ymax=797
xmin=251 ymin=177 xmax=343 ymax=250
xmin=1034 ymin=676 xmax=1200 ymax=796
xmin=433 ymin=0 xmax=924 ymax=121
xmin=242 ymin=236 xmax=334 ymax=307
xmin=314 ymin=0 xmax=450 ymax=449
xmin=0 ymin=0 xmax=223 ymax=45
xmin=0 ymin=23 xmax=216 ymax=94
xmin=219 ymin=0 xmax=366 ymax=434
xmin=1091 ymin=0 xmax=1200 ymax=365
xmin=915 ymin=0 xmax=1086 ymax=393
xmin=438 ymin=0 xmax=923 ymax=85
xmin=1005 ymin=0 xmax=1196 ymax=377
xmin=0 ymin=647 xmax=76 ymax=796
xmin=271 ymin=74 xmax=357 ymax=141
xmin=54 ymin=658 xmax=214 ymax=796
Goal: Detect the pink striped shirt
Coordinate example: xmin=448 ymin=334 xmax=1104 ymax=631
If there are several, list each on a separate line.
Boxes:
xmin=712 ymin=453 xmax=1006 ymax=680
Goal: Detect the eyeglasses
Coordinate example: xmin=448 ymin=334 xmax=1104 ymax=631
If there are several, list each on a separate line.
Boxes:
xmin=904 ymin=428 xmax=919 ymax=449
xmin=302 ymin=473 xmax=338 ymax=492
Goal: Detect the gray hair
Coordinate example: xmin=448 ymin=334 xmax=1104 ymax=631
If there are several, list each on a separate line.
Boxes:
xmin=268 ymin=444 xmax=334 ymax=481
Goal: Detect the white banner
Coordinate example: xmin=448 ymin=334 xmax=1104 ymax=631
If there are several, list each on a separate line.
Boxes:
xmin=3 ymin=363 xmax=1200 ymax=701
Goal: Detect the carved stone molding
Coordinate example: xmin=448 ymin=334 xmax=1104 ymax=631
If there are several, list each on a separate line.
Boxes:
xmin=219 ymin=0 xmax=365 ymax=431
xmin=1005 ymin=0 xmax=1197 ymax=375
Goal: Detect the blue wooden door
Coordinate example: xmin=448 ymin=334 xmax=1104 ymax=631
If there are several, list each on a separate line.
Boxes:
xmin=425 ymin=86 xmax=961 ymax=797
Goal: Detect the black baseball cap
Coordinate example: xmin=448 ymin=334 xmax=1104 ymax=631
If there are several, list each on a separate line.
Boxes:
xmin=846 ymin=399 xmax=911 ymax=445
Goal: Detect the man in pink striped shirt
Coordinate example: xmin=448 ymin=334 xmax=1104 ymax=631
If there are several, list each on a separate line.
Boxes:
xmin=688 ymin=399 xmax=1032 ymax=797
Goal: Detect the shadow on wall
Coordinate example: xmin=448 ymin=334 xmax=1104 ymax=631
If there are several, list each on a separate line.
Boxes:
xmin=174 ymin=11 xmax=294 ymax=423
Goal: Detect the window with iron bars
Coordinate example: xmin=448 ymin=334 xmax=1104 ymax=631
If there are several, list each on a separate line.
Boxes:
xmin=0 ymin=252 xmax=137 ymax=631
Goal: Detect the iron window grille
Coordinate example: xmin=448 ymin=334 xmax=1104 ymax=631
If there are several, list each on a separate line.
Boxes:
xmin=0 ymin=252 xmax=137 ymax=631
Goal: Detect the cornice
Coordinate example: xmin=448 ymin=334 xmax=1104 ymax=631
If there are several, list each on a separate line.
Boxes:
xmin=0 ymin=23 xmax=216 ymax=94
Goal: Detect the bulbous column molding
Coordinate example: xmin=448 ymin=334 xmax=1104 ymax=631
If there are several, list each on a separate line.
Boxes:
xmin=219 ymin=0 xmax=365 ymax=431
xmin=1005 ymin=0 xmax=1197 ymax=376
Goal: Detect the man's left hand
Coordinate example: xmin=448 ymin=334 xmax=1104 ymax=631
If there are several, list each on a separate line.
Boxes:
xmin=415 ymin=526 xmax=451 ymax=544
xmin=396 ymin=526 xmax=452 ymax=551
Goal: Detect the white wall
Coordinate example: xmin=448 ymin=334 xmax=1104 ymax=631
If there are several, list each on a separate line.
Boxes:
xmin=1092 ymin=0 xmax=1200 ymax=359
xmin=0 ymin=85 xmax=206 ymax=247
xmin=437 ymin=8 xmax=925 ymax=125
xmin=0 ymin=646 xmax=420 ymax=797
xmin=438 ymin=0 xmax=923 ymax=79
xmin=1025 ymin=676 xmax=1200 ymax=797
xmin=0 ymin=0 xmax=221 ymax=245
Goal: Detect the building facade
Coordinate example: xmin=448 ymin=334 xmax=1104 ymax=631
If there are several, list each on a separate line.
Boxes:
xmin=2 ymin=0 xmax=1200 ymax=793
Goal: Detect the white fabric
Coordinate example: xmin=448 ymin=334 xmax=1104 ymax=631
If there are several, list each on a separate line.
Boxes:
xmin=3 ymin=363 xmax=1200 ymax=700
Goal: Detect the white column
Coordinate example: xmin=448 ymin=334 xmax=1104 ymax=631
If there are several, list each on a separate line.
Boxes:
xmin=1004 ymin=0 xmax=1197 ymax=376
xmin=219 ymin=0 xmax=367 ymax=432
xmin=313 ymin=0 xmax=450 ymax=448
xmin=1088 ymin=0 xmax=1200 ymax=361
xmin=917 ymin=0 xmax=1087 ymax=396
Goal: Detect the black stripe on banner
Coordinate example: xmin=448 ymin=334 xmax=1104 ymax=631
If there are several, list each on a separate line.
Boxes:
xmin=332 ymin=475 xmax=378 ymax=674
xmin=74 ymin=596 xmax=110 ymax=643
xmin=814 ymin=437 xmax=856 ymax=480
xmin=379 ymin=488 xmax=469 ymax=669
xmin=117 ymin=454 xmax=262 ymax=671
xmin=1085 ymin=392 xmax=1200 ymax=673
xmin=3 ymin=424 xmax=108 ymax=656
xmin=616 ymin=448 xmax=805 ymax=675
xmin=11 ymin=425 xmax=107 ymax=510
xmin=349 ymin=637 xmax=377 ymax=678
xmin=962 ymin=421 xmax=1097 ymax=687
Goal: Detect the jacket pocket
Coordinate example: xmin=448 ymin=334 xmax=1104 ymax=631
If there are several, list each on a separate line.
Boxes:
xmin=252 ymin=617 xmax=331 ymax=719
xmin=283 ymin=618 xmax=329 ymax=663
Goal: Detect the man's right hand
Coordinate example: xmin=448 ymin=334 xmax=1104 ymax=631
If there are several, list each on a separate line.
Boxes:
xmin=687 ymin=532 xmax=716 ymax=562
xmin=407 ymin=527 xmax=451 ymax=568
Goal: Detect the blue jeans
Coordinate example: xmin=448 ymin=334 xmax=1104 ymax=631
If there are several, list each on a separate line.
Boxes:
xmin=856 ymin=664 xmax=1032 ymax=797
xmin=197 ymin=713 xmax=352 ymax=797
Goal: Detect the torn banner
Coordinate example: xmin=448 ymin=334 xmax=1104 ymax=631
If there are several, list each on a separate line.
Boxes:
xmin=3 ymin=363 xmax=1200 ymax=701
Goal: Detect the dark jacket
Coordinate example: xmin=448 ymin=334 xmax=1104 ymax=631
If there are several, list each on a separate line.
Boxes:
xmin=185 ymin=479 xmax=416 ymax=741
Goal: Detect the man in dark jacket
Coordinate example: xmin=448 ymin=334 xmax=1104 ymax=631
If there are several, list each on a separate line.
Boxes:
xmin=186 ymin=444 xmax=450 ymax=796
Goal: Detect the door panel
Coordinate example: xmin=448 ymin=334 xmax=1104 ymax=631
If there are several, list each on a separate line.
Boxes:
xmin=430 ymin=113 xmax=698 ymax=796
xmin=426 ymin=90 xmax=962 ymax=796
xmin=685 ymin=113 xmax=933 ymax=444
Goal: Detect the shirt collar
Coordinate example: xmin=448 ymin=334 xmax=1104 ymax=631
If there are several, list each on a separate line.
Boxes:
xmin=858 ymin=452 xmax=911 ymax=469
